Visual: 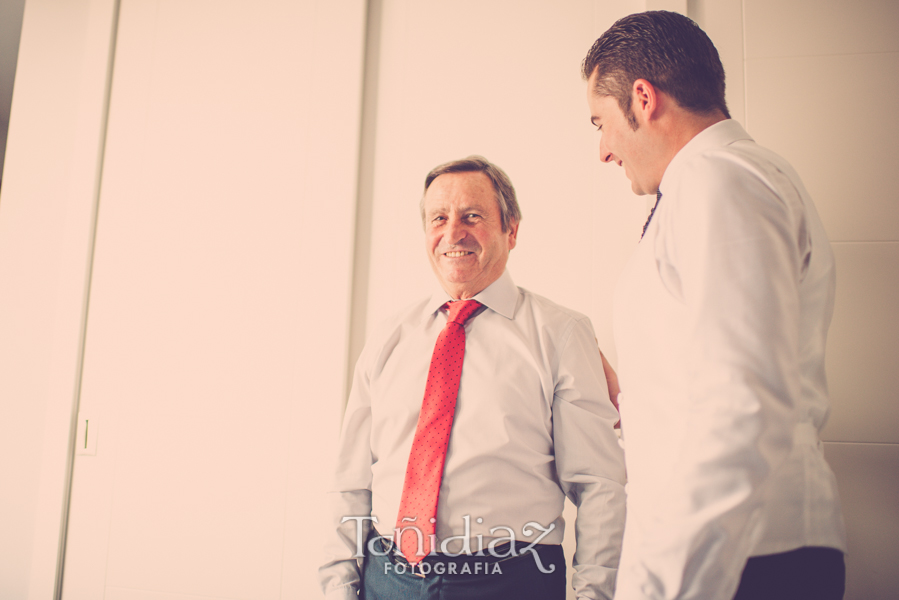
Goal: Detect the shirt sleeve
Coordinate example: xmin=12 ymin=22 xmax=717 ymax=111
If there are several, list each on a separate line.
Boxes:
xmin=318 ymin=344 xmax=378 ymax=599
xmin=615 ymin=153 xmax=806 ymax=600
xmin=553 ymin=316 xmax=628 ymax=600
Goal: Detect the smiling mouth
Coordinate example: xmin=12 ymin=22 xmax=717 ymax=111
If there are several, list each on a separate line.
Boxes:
xmin=444 ymin=251 xmax=473 ymax=258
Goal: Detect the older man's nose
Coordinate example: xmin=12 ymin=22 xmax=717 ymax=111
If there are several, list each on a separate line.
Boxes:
xmin=445 ymin=218 xmax=467 ymax=245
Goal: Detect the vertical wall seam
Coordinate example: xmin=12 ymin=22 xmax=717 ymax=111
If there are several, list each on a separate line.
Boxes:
xmin=343 ymin=0 xmax=382 ymax=416
xmin=55 ymin=0 xmax=122 ymax=597
xmin=741 ymin=0 xmax=748 ymax=131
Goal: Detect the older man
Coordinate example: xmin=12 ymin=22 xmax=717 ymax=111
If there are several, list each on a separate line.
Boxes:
xmin=582 ymin=11 xmax=847 ymax=600
xmin=319 ymin=156 xmax=626 ymax=600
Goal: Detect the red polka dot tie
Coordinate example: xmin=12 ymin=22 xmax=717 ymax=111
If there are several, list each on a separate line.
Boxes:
xmin=395 ymin=299 xmax=482 ymax=564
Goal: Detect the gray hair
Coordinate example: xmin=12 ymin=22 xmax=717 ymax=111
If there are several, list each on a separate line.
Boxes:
xmin=421 ymin=155 xmax=521 ymax=232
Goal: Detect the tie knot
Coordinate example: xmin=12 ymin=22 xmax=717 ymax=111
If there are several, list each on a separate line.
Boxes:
xmin=445 ymin=300 xmax=481 ymax=325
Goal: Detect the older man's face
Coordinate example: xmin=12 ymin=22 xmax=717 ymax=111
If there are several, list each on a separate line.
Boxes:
xmin=423 ymin=171 xmax=518 ymax=300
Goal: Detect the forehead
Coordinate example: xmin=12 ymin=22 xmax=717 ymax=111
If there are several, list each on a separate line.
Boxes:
xmin=424 ymin=171 xmax=498 ymax=212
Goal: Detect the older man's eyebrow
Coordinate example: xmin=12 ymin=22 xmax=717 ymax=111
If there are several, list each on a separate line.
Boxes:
xmin=428 ymin=203 xmax=488 ymax=217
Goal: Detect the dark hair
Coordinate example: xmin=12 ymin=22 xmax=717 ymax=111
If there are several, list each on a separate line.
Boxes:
xmin=421 ymin=155 xmax=521 ymax=232
xmin=582 ymin=11 xmax=730 ymax=129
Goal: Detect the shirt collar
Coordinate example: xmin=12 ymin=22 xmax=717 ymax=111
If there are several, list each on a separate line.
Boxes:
xmin=421 ymin=269 xmax=519 ymax=324
xmin=659 ymin=119 xmax=753 ymax=194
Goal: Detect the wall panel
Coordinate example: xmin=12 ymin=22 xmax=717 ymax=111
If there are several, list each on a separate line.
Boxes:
xmin=744 ymin=0 xmax=899 ymax=58
xmin=0 ymin=1 xmax=120 ymax=597
xmin=745 ymin=52 xmax=899 ymax=242
xmin=824 ymin=243 xmax=899 ymax=443
xmin=61 ymin=1 xmax=366 ymax=598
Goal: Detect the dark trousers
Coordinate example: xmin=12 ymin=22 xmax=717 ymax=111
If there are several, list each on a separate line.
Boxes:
xmin=361 ymin=536 xmax=566 ymax=600
xmin=733 ymin=546 xmax=845 ymax=600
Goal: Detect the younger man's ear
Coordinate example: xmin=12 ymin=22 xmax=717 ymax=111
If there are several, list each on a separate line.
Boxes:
xmin=631 ymin=78 xmax=659 ymax=120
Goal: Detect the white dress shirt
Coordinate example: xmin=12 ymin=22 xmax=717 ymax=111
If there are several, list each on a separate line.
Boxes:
xmin=320 ymin=270 xmax=626 ymax=600
xmin=612 ymin=119 xmax=847 ymax=600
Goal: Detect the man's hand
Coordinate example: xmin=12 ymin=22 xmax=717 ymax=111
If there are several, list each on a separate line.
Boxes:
xmin=599 ymin=349 xmax=620 ymax=428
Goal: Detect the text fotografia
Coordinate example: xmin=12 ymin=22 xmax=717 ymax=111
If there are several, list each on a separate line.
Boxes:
xmin=341 ymin=515 xmax=558 ymax=574
xmin=385 ymin=559 xmax=504 ymax=576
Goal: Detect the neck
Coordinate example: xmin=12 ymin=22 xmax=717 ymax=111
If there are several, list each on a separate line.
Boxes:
xmin=664 ymin=109 xmax=727 ymax=156
xmin=650 ymin=108 xmax=727 ymax=190
xmin=446 ymin=286 xmax=484 ymax=301
xmin=443 ymin=271 xmax=504 ymax=300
